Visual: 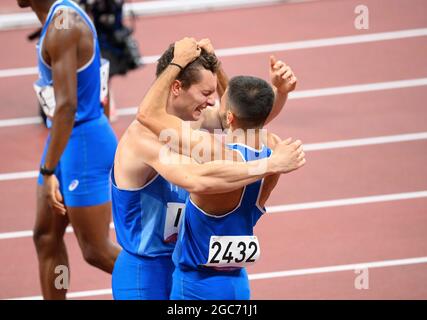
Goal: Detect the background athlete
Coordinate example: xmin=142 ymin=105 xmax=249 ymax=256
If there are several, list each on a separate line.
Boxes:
xmin=17 ymin=0 xmax=121 ymax=299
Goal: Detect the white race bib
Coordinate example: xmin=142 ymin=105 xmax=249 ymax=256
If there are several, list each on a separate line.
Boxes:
xmin=34 ymin=83 xmax=56 ymax=119
xmin=100 ymin=58 xmax=109 ymax=103
xmin=203 ymin=235 xmax=260 ymax=269
xmin=34 ymin=58 xmax=110 ymax=119
xmin=163 ymin=202 xmax=185 ymax=243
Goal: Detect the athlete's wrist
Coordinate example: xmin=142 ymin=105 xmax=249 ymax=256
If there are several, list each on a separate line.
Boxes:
xmin=172 ymin=51 xmax=196 ymax=69
xmin=40 ymin=164 xmax=56 ymax=176
xmin=274 ymin=86 xmax=289 ymax=96
xmin=171 ymin=58 xmax=189 ymax=69
xmin=169 ymin=61 xmax=184 ymax=72
xmin=266 ymin=157 xmax=280 ymax=175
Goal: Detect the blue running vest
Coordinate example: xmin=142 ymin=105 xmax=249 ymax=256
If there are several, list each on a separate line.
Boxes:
xmin=35 ymin=0 xmax=104 ymax=126
xmin=173 ymin=143 xmax=272 ymax=271
xmin=112 ymin=169 xmax=189 ymax=257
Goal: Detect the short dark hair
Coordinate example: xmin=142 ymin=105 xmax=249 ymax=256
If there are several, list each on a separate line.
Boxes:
xmin=227 ymin=76 xmax=274 ymax=129
xmin=156 ymin=43 xmax=219 ymax=89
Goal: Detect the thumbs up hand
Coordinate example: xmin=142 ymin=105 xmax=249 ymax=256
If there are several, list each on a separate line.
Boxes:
xmin=269 ymin=55 xmax=297 ymax=94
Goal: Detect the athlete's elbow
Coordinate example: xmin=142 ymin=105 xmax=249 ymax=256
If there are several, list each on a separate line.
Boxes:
xmin=140 ymin=104 xmax=148 ymax=121
xmin=55 ymin=100 xmax=77 ymax=119
xmin=137 ymin=107 xmax=156 ymax=127
xmin=136 ymin=107 xmax=147 ymax=124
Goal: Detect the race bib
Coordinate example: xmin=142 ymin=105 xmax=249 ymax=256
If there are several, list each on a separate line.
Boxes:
xmin=163 ymin=202 xmax=185 ymax=243
xmin=100 ymin=58 xmax=109 ymax=103
xmin=203 ymin=235 xmax=260 ymax=269
xmin=33 ymin=83 xmax=56 ymax=119
xmin=34 ymin=58 xmax=110 ymax=119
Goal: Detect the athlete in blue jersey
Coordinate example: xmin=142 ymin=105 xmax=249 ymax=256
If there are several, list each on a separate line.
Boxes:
xmin=17 ymin=0 xmax=121 ymax=299
xmin=138 ymin=38 xmax=305 ymax=300
xmin=112 ymin=38 xmax=303 ymax=299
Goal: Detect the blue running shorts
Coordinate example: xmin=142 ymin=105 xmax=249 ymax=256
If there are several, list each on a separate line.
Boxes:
xmin=170 ymin=267 xmax=250 ymax=300
xmin=112 ymin=250 xmax=175 ymax=300
xmin=37 ymin=114 xmax=117 ymax=207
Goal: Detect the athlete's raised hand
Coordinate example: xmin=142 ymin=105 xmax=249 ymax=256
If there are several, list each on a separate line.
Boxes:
xmin=198 ymin=38 xmax=215 ymax=55
xmin=270 ymin=138 xmax=305 ymax=174
xmin=270 ymin=55 xmax=297 ymax=94
xmin=172 ymin=37 xmax=201 ymax=68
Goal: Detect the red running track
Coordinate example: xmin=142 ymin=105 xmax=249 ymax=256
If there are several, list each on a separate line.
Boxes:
xmin=0 ymin=0 xmax=426 ymax=299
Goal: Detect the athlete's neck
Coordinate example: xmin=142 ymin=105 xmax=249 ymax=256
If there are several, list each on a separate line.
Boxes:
xmin=31 ymin=0 xmax=56 ymax=25
xmin=166 ymin=92 xmax=175 ymax=116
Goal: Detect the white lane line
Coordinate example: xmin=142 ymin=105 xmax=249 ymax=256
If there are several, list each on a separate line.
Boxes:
xmin=248 ymin=256 xmax=427 ymax=280
xmin=1 ymin=132 xmax=426 ymax=182
xmin=9 ymin=288 xmax=113 ymax=300
xmin=104 ymin=78 xmax=427 ymax=118
xmin=215 ymin=28 xmax=427 ymax=57
xmin=0 ymin=226 xmax=75 ymax=241
xmin=267 ymin=191 xmax=427 ymax=213
xmin=97 ymin=78 xmax=427 ymax=117
xmin=0 ymin=0 xmax=291 ymax=30
xmin=1 ymin=190 xmax=426 ymax=240
xmin=0 ymin=171 xmax=38 ymax=181
xmin=0 ymin=116 xmax=42 ymax=128
xmin=8 ymin=256 xmax=427 ymax=300
xmin=0 ymin=67 xmax=38 ymax=78
xmin=290 ymin=78 xmax=427 ymax=99
xmin=303 ymin=132 xmax=427 ymax=152
xmin=1 ymin=28 xmax=427 ymax=78
xmin=1 ymin=131 xmax=426 ymax=182
xmin=1 ymin=77 xmax=427 ymax=129
xmin=126 ymin=0 xmax=293 ymax=18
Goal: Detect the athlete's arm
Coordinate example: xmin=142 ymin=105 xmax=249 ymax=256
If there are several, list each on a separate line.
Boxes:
xmin=134 ymin=122 xmax=305 ymax=195
xmin=258 ymin=134 xmax=284 ymax=207
xmin=40 ymin=12 xmax=82 ymax=215
xmin=190 ymin=39 xmax=227 ymax=132
xmin=197 ymin=39 xmax=228 ymax=99
xmin=265 ymin=56 xmax=297 ymax=125
xmin=137 ymin=38 xmax=221 ymax=161
xmin=137 ymin=38 xmax=305 ymax=173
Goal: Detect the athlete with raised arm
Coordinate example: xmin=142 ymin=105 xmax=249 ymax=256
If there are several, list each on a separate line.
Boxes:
xmin=111 ymin=38 xmax=303 ymax=300
xmin=138 ymin=37 xmax=305 ymax=299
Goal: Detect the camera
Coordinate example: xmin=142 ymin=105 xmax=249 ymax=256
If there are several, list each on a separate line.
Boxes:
xmin=112 ymin=26 xmax=142 ymax=71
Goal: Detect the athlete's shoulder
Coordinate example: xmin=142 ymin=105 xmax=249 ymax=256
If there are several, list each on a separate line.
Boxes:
xmin=44 ymin=6 xmax=91 ymax=46
xmin=114 ymin=120 xmax=159 ymax=188
xmin=126 ymin=120 xmax=159 ymax=143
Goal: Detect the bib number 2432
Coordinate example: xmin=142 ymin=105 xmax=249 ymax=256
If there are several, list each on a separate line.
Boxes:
xmin=203 ymin=235 xmax=260 ymax=268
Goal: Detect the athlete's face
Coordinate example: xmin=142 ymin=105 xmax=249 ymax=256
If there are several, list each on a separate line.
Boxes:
xmin=16 ymin=0 xmax=31 ymax=8
xmin=171 ymin=69 xmax=217 ymax=121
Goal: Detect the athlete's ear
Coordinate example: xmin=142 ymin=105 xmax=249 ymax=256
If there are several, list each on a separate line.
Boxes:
xmin=171 ymin=80 xmax=182 ymax=97
xmin=226 ymin=111 xmax=234 ymax=126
